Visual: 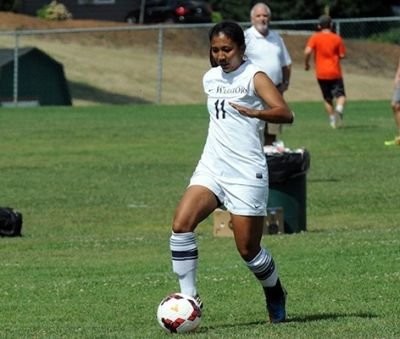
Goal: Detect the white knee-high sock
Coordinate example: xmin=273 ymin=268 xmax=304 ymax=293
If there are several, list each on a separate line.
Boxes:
xmin=245 ymin=248 xmax=278 ymax=287
xmin=170 ymin=232 xmax=198 ymax=297
xmin=335 ymin=104 xmax=344 ymax=113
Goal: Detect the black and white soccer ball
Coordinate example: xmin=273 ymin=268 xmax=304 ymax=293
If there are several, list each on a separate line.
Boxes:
xmin=156 ymin=293 xmax=202 ymax=333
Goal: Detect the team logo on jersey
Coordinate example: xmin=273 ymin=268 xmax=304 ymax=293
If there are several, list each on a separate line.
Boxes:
xmin=214 ymin=85 xmax=247 ymax=95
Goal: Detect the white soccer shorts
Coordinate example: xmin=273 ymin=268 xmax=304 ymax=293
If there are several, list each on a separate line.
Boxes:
xmin=189 ymin=165 xmax=268 ymax=216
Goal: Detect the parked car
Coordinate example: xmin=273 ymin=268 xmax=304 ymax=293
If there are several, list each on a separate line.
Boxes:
xmin=125 ymin=0 xmax=212 ymax=24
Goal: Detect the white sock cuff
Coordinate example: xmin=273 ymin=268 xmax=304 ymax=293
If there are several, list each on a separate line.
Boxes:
xmin=246 ymin=248 xmax=278 ymax=287
xmin=170 ymin=232 xmax=196 ymax=249
xmin=335 ymin=104 xmax=344 ymax=113
xmin=171 ymin=231 xmax=195 ymax=239
xmin=246 ymin=248 xmax=267 ymax=266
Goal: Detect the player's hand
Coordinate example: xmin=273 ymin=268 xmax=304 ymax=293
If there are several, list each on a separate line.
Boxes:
xmin=229 ymin=102 xmax=258 ymax=118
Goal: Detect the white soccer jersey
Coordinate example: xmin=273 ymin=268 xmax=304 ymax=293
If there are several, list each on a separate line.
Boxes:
xmin=244 ymin=26 xmax=292 ymax=85
xmin=197 ymin=60 xmax=268 ymax=186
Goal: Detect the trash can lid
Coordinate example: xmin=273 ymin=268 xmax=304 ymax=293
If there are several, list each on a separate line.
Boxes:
xmin=266 ymin=148 xmax=310 ymax=183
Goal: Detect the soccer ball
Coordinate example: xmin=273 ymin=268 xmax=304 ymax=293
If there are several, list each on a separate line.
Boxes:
xmin=156 ymin=293 xmax=202 ymax=333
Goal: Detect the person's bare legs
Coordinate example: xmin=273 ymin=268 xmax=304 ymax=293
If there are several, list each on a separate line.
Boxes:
xmin=323 ymin=99 xmax=337 ymax=128
xmin=335 ymin=95 xmax=346 ymax=125
xmin=231 ymin=214 xmax=286 ymax=323
xmin=170 ymin=185 xmax=219 ymax=299
xmin=391 ymin=101 xmax=400 ymax=140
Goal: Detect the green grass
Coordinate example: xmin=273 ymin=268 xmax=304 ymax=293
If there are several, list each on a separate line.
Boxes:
xmin=0 ymin=101 xmax=399 ymax=338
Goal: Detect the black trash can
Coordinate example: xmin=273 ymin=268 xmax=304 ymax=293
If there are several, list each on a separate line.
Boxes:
xmin=266 ymin=149 xmax=310 ymax=233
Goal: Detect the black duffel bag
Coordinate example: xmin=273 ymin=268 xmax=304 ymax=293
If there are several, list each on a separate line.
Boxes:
xmin=0 ymin=207 xmax=23 ymax=237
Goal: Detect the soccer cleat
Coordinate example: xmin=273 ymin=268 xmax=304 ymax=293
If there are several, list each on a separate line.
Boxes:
xmin=267 ymin=288 xmax=287 ymax=323
xmin=384 ymin=136 xmax=400 ymax=146
xmin=194 ymin=294 xmax=203 ymax=309
xmin=329 ymin=115 xmax=338 ymax=129
xmin=384 ymin=140 xmax=395 ymax=146
xmin=332 ymin=111 xmax=344 ymax=128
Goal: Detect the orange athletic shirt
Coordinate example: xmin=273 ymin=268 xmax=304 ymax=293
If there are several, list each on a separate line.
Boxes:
xmin=306 ymin=31 xmax=346 ymax=80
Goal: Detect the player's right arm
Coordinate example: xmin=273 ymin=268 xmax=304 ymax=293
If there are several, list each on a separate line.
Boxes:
xmin=304 ymin=46 xmax=313 ymax=71
xmin=229 ymin=72 xmax=293 ymax=124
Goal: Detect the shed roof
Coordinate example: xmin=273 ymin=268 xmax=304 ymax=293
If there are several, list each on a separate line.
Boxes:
xmin=0 ymin=47 xmax=60 ymax=66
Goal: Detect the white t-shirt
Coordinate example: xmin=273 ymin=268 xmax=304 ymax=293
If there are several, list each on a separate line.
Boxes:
xmin=244 ymin=26 xmax=292 ymax=85
xmin=198 ymin=60 xmax=267 ymax=185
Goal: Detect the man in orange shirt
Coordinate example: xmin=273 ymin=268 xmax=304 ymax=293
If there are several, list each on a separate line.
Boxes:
xmin=304 ymin=15 xmax=346 ymax=128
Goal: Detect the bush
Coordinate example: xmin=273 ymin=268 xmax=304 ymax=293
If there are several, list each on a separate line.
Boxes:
xmin=36 ymin=0 xmax=72 ymax=20
xmin=369 ymin=27 xmax=400 ymax=44
xmin=211 ymin=11 xmax=223 ymax=23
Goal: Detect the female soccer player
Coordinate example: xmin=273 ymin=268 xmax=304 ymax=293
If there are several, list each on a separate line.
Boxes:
xmin=169 ymin=21 xmax=294 ymax=323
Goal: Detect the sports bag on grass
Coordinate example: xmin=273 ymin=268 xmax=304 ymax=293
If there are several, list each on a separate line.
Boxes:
xmin=0 ymin=207 xmax=23 ymax=237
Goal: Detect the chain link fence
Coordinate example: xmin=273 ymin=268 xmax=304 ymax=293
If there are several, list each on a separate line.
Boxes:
xmin=0 ymin=16 xmax=399 ymax=106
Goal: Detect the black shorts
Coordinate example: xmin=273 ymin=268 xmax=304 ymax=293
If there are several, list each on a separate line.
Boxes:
xmin=317 ymin=78 xmax=346 ymax=102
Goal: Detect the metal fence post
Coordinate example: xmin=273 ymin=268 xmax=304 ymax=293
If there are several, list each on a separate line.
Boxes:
xmin=156 ymin=26 xmax=164 ymax=104
xmin=13 ymin=31 xmax=20 ymax=107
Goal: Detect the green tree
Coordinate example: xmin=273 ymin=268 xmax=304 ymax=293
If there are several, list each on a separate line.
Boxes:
xmin=209 ymin=0 xmax=394 ymax=21
xmin=329 ymin=0 xmax=393 ymax=18
xmin=0 ymin=0 xmax=20 ymax=11
xmin=209 ymin=0 xmax=251 ymax=21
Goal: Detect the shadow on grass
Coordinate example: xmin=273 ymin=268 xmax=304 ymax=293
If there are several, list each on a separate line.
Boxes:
xmin=308 ymin=178 xmax=340 ymax=183
xmin=198 ymin=312 xmax=377 ymax=332
xmin=68 ymin=81 xmax=153 ymax=104
xmin=339 ymin=124 xmax=377 ymax=130
xmin=286 ymin=311 xmax=377 ymax=323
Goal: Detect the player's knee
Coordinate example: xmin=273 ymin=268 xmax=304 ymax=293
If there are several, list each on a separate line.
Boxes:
xmin=172 ymin=217 xmax=196 ymax=233
xmin=392 ymin=102 xmax=400 ymax=112
xmin=236 ymin=244 xmax=259 ymax=261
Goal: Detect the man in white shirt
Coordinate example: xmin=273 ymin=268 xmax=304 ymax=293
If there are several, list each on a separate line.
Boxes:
xmin=245 ymin=3 xmax=292 ymax=145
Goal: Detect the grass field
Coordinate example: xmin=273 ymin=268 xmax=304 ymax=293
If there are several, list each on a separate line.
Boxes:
xmin=0 ymin=101 xmax=399 ymax=338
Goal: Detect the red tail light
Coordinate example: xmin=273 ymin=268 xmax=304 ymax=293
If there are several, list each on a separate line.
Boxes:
xmin=176 ymin=6 xmax=189 ymax=16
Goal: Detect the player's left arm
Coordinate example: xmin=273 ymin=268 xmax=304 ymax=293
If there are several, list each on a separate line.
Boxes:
xmin=280 ymin=38 xmax=292 ymax=91
xmin=229 ymin=72 xmax=294 ymax=124
xmin=339 ymin=37 xmax=346 ymax=59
